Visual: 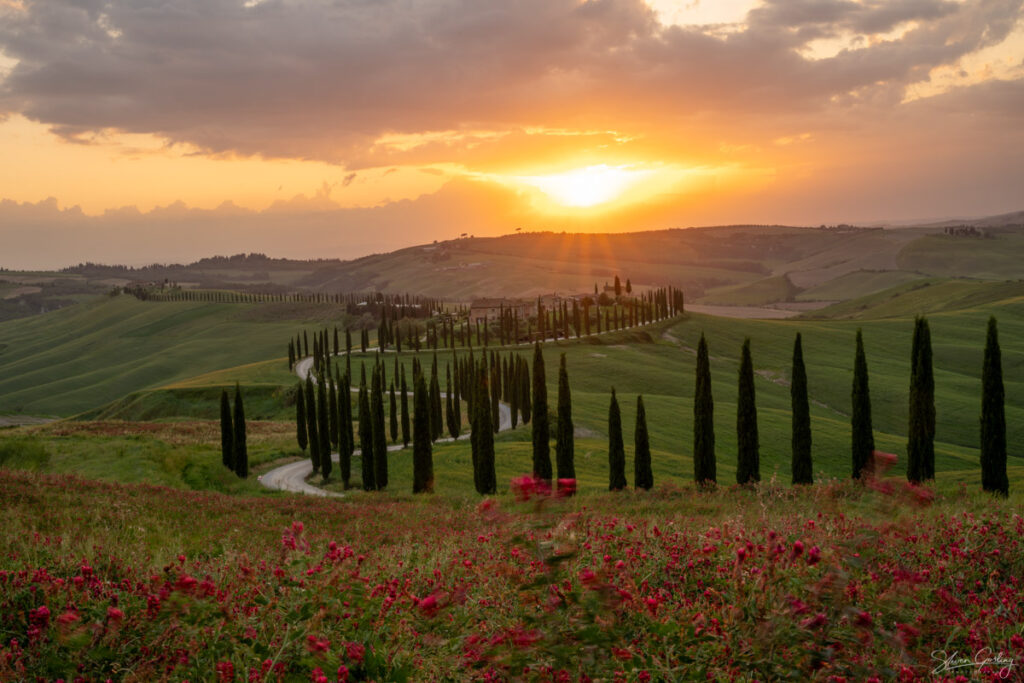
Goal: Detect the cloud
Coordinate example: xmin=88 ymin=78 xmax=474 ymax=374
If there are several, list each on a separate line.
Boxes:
xmin=0 ymin=0 xmax=1019 ymax=168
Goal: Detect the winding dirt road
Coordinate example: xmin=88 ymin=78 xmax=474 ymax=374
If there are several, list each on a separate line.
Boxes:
xmin=260 ymin=349 xmax=511 ymax=497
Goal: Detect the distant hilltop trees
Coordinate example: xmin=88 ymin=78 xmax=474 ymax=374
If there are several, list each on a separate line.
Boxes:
xmin=943 ymin=225 xmax=992 ymax=238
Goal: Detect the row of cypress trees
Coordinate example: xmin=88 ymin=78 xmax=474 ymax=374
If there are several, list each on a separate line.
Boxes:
xmin=691 ymin=317 xmax=1009 ymax=496
xmin=218 ymin=385 xmax=248 ymax=478
xmin=606 ymin=389 xmax=652 ymax=491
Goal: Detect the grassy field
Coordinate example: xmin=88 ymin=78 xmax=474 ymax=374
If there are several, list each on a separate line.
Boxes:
xmin=795 ymin=269 xmax=924 ymax=302
xmin=1 ymin=271 xmax=1023 ymax=493
xmin=0 ymin=295 xmax=363 ymax=416
xmin=699 ymin=274 xmax=800 ymax=306
xmin=2 ymin=468 xmax=1021 ymax=681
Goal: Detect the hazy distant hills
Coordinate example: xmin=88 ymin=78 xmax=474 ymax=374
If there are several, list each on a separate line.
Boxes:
xmin=20 ymin=212 xmax=1024 ymax=310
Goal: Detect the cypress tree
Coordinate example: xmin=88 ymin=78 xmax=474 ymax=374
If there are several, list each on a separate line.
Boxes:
xmin=328 ymin=376 xmax=339 ymax=449
xmin=232 ymin=384 xmax=248 ymax=478
xmin=475 ymin=360 xmax=496 ymax=494
xmin=446 ymin=366 xmax=459 ymax=438
xmin=358 ymin=367 xmax=375 ymax=490
xmin=509 ymin=359 xmax=520 ymax=429
xmin=453 ymin=374 xmax=462 ymax=437
xmin=338 ymin=373 xmax=351 ymax=488
xmin=412 ymin=372 xmax=434 ymax=493
xmin=305 ymin=376 xmax=320 ymax=475
xmin=531 ymin=342 xmax=552 ymax=482
xmin=220 ymin=389 xmax=234 ymax=470
xmin=634 ymin=395 xmax=652 ymax=490
xmin=980 ymin=316 xmax=1009 ymax=496
xmin=317 ymin=376 xmax=331 ymax=478
xmin=520 ymin=357 xmax=532 ymax=424
xmin=389 ymin=382 xmax=398 ymax=443
xmin=790 ymin=333 xmax=813 ymax=485
xmin=693 ymin=333 xmax=716 ymax=485
xmin=400 ymin=366 xmax=411 ymax=447
xmin=736 ymin=339 xmax=760 ymax=485
xmin=490 ymin=353 xmax=501 ymax=433
xmin=372 ymin=362 xmax=388 ymax=489
xmin=295 ymin=382 xmax=307 ymax=454
xmin=430 ymin=360 xmax=443 ymax=441
xmin=851 ymin=329 xmax=874 ymax=479
xmin=907 ymin=316 xmax=936 ymax=483
xmin=555 ymin=353 xmax=576 ymax=487
xmin=607 ymin=388 xmax=626 ymax=491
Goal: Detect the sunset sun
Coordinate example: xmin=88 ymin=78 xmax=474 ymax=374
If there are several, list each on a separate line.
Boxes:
xmin=513 ymin=165 xmax=653 ymax=208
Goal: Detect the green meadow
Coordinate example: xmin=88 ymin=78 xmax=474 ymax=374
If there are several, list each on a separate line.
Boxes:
xmin=1 ymin=275 xmax=1022 ymax=494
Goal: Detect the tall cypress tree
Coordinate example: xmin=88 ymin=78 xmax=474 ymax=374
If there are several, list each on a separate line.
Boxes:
xmin=232 ymin=384 xmax=248 ymax=478
xmin=338 ymin=373 xmax=351 ymax=489
xmin=446 ymin=366 xmax=458 ymax=438
xmin=400 ymin=366 xmax=411 ymax=447
xmin=736 ymin=339 xmax=760 ymax=485
xmin=907 ymin=316 xmax=936 ymax=483
xmin=634 ymin=395 xmax=652 ymax=490
xmin=851 ymin=329 xmax=874 ymax=479
xmin=295 ymin=382 xmax=308 ymax=454
xmin=316 ymin=376 xmax=331 ymax=478
xmin=412 ymin=372 xmax=434 ymax=493
xmin=389 ymin=382 xmax=398 ymax=443
xmin=490 ymin=353 xmax=501 ymax=434
xmin=305 ymin=376 xmax=320 ymax=475
xmin=607 ymin=388 xmax=626 ymax=491
xmin=555 ymin=354 xmax=576 ymax=487
xmin=693 ymin=333 xmax=716 ymax=485
xmin=358 ymin=366 xmax=375 ymax=490
xmin=220 ymin=389 xmax=234 ymax=471
xmin=372 ymin=362 xmax=388 ymax=489
xmin=430 ymin=360 xmax=443 ymax=441
xmin=475 ymin=360 xmax=496 ymax=494
xmin=520 ymin=357 xmax=532 ymax=424
xmin=328 ymin=376 xmax=339 ymax=449
xmin=509 ymin=359 xmax=520 ymax=429
xmin=980 ymin=316 xmax=1009 ymax=496
xmin=531 ymin=342 xmax=552 ymax=482
xmin=790 ymin=333 xmax=813 ymax=485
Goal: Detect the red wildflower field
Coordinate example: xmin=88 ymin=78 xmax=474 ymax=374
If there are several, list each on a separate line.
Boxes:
xmin=0 ymin=469 xmax=1021 ymax=681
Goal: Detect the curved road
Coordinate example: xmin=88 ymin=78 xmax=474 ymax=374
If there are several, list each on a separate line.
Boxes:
xmin=260 ymin=349 xmax=511 ymax=497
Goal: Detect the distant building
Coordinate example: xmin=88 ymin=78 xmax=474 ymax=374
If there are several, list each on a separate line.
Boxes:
xmin=469 ymin=298 xmax=534 ymax=323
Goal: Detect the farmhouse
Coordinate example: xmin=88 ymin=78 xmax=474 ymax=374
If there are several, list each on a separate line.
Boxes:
xmin=469 ymin=298 xmax=534 ymax=323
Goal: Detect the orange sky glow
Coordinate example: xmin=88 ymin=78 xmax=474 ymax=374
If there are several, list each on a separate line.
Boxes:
xmin=1 ymin=0 xmax=1022 ymax=268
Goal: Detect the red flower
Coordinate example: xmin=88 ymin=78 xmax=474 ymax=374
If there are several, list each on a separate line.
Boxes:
xmin=106 ymin=607 xmax=124 ymax=623
xmin=306 ymin=635 xmax=329 ymax=654
xmin=556 ymin=478 xmax=576 ymax=497
xmin=418 ymin=595 xmax=439 ymax=618
xmin=800 ymin=613 xmax=828 ymax=629
xmin=345 ymin=642 xmax=365 ymax=664
xmin=807 ymin=546 xmax=821 ymax=565
xmin=216 ymin=660 xmax=235 ymax=683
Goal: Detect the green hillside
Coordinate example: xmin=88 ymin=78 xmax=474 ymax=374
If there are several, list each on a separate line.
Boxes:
xmin=897 ymin=231 xmax=1024 ymax=279
xmin=795 ymin=269 xmax=924 ymax=302
xmin=700 ymin=274 xmax=800 ymax=305
xmin=805 ymin=278 xmax=1024 ymax=320
xmin=0 ymin=295 xmax=354 ymax=416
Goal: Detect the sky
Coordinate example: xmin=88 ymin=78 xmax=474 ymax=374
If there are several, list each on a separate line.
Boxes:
xmin=1 ymin=0 xmax=1022 ymax=269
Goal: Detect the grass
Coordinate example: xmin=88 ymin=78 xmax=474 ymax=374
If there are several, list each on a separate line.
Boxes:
xmin=795 ymin=269 xmax=924 ymax=302
xmin=0 ymin=295 xmax=366 ymax=416
xmin=700 ymin=274 xmax=800 ymax=306
xmin=805 ymin=278 xmax=1024 ymax=320
xmin=897 ymin=231 xmax=1024 ymax=279
xmin=2 ymin=468 xmax=1022 ymax=680
xmin=0 ymin=420 xmax=297 ymax=492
